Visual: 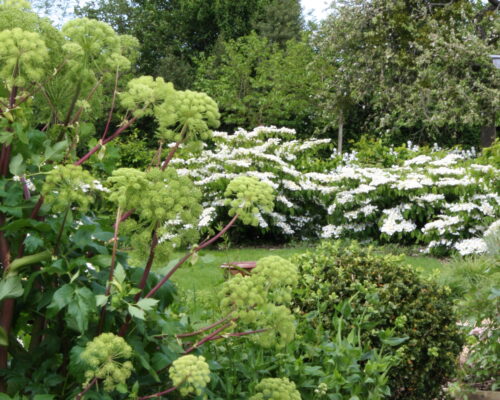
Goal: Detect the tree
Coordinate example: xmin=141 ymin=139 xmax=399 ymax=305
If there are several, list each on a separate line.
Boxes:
xmin=195 ymin=32 xmax=321 ymax=135
xmin=75 ymin=0 xmax=304 ymax=89
xmin=316 ymin=0 xmax=499 ymax=146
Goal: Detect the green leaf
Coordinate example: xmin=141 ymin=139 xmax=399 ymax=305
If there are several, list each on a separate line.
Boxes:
xmin=0 ymin=276 xmax=23 ymax=301
xmin=47 ymin=284 xmax=75 ymax=314
xmin=128 ymin=304 xmax=145 ymax=320
xmin=34 ymin=395 xmax=56 ymax=400
xmin=66 ymin=287 xmax=96 ymax=333
xmin=9 ymin=153 xmax=25 ymax=176
xmin=0 ymin=327 xmax=8 ymax=346
xmin=0 ymin=130 xmax=14 ymax=145
xmin=0 ymin=206 xmax=22 ymax=218
xmin=114 ymin=264 xmax=126 ymax=285
xmin=137 ymin=298 xmax=159 ymax=312
xmin=379 ymin=334 xmax=409 ymax=347
xmin=44 ymin=139 xmax=68 ymax=162
xmin=95 ymin=294 xmax=108 ymax=307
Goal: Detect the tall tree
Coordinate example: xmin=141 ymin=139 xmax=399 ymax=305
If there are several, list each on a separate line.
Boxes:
xmin=195 ymin=33 xmax=320 ymax=135
xmin=316 ymin=0 xmax=499 ymax=146
xmin=75 ymin=0 xmax=303 ymax=88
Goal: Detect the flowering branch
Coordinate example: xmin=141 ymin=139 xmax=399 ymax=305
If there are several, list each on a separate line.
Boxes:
xmin=74 ymin=117 xmax=137 ymax=166
xmin=101 ymin=68 xmax=120 ymax=141
xmin=206 ymin=328 xmax=267 ymax=341
xmin=75 ymin=377 xmax=98 ymax=400
xmin=144 ymin=214 xmax=239 ymax=299
xmin=98 ymin=207 xmax=122 ymax=334
xmin=175 ymin=313 xmax=233 ymax=339
xmin=137 ymin=385 xmax=179 ymax=400
xmin=182 ymin=321 xmax=234 ymax=355
xmin=69 ymin=77 xmax=104 ymax=126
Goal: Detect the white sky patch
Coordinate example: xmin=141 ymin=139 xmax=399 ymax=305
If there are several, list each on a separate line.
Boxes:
xmin=35 ymin=0 xmax=332 ymax=25
xmin=301 ymin=0 xmax=331 ymax=21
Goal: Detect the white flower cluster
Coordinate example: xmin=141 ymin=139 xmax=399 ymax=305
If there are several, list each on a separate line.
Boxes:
xmin=175 ymin=126 xmax=498 ymax=255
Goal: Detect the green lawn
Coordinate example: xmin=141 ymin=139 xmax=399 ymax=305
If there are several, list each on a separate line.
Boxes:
xmin=169 ymin=245 xmax=446 ymax=293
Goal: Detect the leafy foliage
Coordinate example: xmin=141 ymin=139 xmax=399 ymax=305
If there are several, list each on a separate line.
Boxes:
xmin=0 ymin=4 xmax=292 ymax=398
xmin=292 ymin=241 xmax=464 ymax=400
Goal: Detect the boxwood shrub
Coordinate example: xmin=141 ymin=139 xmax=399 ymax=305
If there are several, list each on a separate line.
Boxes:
xmin=292 ymin=241 xmax=463 ymax=400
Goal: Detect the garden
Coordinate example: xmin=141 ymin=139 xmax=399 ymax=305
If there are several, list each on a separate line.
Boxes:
xmin=0 ymin=0 xmax=499 ymax=399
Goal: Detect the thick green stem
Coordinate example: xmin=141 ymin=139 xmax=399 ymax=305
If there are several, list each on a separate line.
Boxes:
xmin=97 ymin=207 xmax=122 ymax=334
xmin=63 ymin=80 xmax=82 ymax=127
xmin=53 ymin=207 xmax=70 ymax=256
xmin=7 ymin=250 xmax=51 ymax=276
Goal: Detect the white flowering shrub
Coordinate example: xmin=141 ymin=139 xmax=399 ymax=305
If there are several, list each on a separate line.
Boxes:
xmin=176 ymin=128 xmax=499 ymax=254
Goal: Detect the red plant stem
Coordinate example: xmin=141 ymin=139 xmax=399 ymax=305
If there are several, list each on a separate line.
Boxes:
xmin=144 ymin=214 xmax=239 ymax=299
xmin=9 ymin=64 xmax=18 ymax=108
xmin=97 ymin=207 xmax=122 ymax=334
xmin=101 ymin=69 xmax=119 ymax=141
xmin=119 ymin=209 xmax=135 ymax=224
xmin=183 ymin=322 xmax=233 ymax=355
xmin=74 ymin=117 xmax=137 ymax=166
xmin=134 ymin=231 xmax=158 ymax=301
xmin=138 ymin=385 xmax=178 ymax=400
xmin=175 ymin=314 xmax=233 ymax=339
xmin=0 ymin=145 xmax=11 ymax=176
xmin=30 ymin=196 xmax=44 ymax=219
xmin=160 ymin=123 xmax=187 ymax=171
xmin=0 ymin=212 xmax=11 ymax=392
xmin=20 ymin=176 xmax=31 ymax=200
xmin=205 ymin=329 xmax=267 ymax=341
xmin=160 ymin=140 xmax=182 ymax=171
xmin=75 ymin=377 xmax=97 ymax=400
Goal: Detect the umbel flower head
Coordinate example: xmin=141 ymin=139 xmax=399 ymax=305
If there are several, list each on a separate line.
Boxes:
xmin=80 ymin=333 xmax=133 ymax=393
xmin=62 ymin=18 xmax=128 ymax=79
xmin=169 ymin=355 xmax=210 ymax=397
xmin=120 ymin=76 xmax=176 ymax=118
xmin=42 ymin=164 xmax=96 ymax=212
xmin=250 ymin=377 xmax=301 ymax=400
xmin=0 ymin=27 xmax=48 ymax=87
xmin=218 ymin=255 xmax=298 ymax=348
xmin=224 ymin=176 xmax=274 ymax=226
xmin=155 ymin=89 xmax=220 ymax=142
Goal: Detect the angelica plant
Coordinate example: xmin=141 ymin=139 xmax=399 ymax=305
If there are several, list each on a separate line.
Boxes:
xmin=41 ymin=164 xmax=96 ymax=212
xmin=250 ymin=377 xmax=301 ymax=400
xmin=168 ymin=355 xmax=211 ymax=397
xmin=0 ymin=3 xmax=298 ymax=398
xmin=80 ymin=333 xmax=133 ymax=393
xmin=224 ymin=176 xmax=275 ymax=226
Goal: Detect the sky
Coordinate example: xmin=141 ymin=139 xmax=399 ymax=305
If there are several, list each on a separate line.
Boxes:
xmin=301 ymin=0 xmax=332 ymax=21
xmin=35 ymin=0 xmax=332 ymax=26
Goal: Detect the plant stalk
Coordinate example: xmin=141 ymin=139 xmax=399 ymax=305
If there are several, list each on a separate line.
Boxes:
xmin=97 ymin=207 xmax=122 ymax=334
xmin=144 ymin=214 xmax=239 ymax=299
xmin=74 ymin=117 xmax=137 ymax=166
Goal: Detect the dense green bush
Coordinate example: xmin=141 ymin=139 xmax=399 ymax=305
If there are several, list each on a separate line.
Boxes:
xmin=292 ymin=241 xmax=463 ymax=400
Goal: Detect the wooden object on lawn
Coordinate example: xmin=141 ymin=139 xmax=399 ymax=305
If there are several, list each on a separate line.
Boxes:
xmin=220 ymin=261 xmax=256 ymax=276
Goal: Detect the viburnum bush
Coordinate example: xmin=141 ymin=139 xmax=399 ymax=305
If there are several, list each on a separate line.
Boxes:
xmin=174 ymin=127 xmax=498 ymax=254
xmin=0 ymin=2 xmax=300 ymax=398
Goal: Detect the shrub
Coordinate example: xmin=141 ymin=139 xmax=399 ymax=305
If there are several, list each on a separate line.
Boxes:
xmin=292 ymin=241 xmax=463 ymax=400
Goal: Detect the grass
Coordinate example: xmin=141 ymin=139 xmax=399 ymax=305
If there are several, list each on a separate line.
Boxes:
xmin=170 ymin=246 xmax=310 ymax=292
xmin=169 ymin=244 xmax=447 ymax=293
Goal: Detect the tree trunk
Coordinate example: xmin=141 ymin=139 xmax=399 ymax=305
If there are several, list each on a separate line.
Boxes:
xmin=338 ymin=110 xmax=344 ymax=155
xmin=480 ymin=113 xmax=497 ymax=148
